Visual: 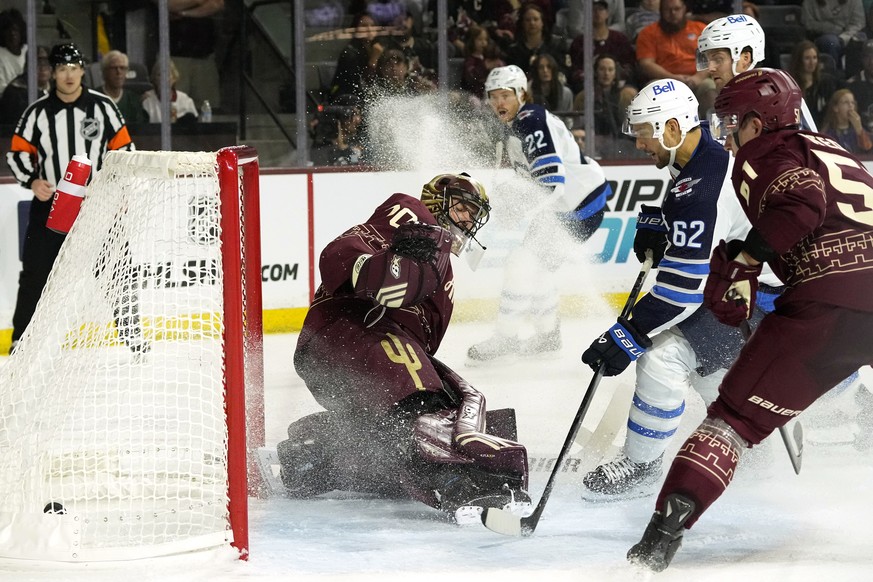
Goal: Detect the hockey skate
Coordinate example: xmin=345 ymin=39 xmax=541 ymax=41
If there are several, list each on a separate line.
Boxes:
xmin=520 ymin=325 xmax=562 ymax=357
xmin=627 ymin=493 xmax=696 ymax=572
xmin=435 ymin=472 xmax=531 ymax=525
xmin=581 ymin=454 xmax=663 ymax=501
xmin=466 ymin=334 xmax=520 ymax=364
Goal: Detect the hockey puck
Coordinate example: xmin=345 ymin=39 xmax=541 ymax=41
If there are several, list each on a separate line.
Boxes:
xmin=43 ymin=502 xmax=67 ymax=514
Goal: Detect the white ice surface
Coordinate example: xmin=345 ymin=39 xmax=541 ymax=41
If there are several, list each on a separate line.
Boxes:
xmin=1 ymin=316 xmax=872 ymax=581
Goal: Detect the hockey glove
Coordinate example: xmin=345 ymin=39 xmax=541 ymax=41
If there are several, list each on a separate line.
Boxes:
xmin=634 ymin=205 xmax=668 ymax=267
xmin=353 ymin=223 xmax=452 ymax=308
xmin=704 ymin=239 xmax=762 ymax=327
xmin=581 ymin=317 xmax=652 ymax=377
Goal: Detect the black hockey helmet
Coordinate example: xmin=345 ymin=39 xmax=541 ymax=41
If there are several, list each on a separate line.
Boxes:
xmin=49 ymin=43 xmax=85 ymax=68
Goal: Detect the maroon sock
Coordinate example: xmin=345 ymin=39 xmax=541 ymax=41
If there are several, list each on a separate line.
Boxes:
xmin=656 ymin=418 xmax=744 ymax=528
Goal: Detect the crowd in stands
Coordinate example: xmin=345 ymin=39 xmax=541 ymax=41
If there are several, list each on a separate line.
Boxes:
xmin=6 ymin=1 xmax=873 ymax=165
xmin=313 ymin=0 xmax=873 ymax=164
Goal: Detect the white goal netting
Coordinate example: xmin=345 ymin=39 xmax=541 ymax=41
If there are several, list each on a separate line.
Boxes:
xmin=0 ymin=150 xmax=258 ymax=561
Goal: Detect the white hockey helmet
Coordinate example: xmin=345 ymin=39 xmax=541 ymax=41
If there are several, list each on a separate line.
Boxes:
xmin=484 ymin=65 xmax=528 ymax=103
xmin=696 ymin=14 xmax=765 ymax=73
xmin=623 ymin=79 xmax=700 ymax=140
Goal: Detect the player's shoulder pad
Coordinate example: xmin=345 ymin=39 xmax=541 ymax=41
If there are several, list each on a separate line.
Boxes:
xmin=513 ymin=104 xmax=548 ymax=133
xmin=369 ymin=193 xmax=438 ymax=226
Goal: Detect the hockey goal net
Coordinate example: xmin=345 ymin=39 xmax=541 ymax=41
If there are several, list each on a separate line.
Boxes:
xmin=0 ymin=147 xmax=264 ymax=561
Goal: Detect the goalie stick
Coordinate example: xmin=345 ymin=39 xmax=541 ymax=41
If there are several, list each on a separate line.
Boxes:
xmin=738 ymin=319 xmax=804 ymax=475
xmin=482 ymin=253 xmax=654 ymax=537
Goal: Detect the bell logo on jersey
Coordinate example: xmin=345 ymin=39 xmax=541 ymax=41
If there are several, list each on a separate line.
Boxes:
xmin=652 ymin=81 xmax=676 ymax=96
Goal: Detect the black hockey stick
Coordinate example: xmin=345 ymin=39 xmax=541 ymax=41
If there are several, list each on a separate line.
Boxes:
xmin=738 ymin=319 xmax=803 ymax=475
xmin=482 ymin=253 xmax=654 ymax=537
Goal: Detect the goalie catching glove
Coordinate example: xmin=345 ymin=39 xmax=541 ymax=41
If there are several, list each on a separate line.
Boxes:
xmin=582 ymin=317 xmax=652 ymax=376
xmin=353 ymin=222 xmax=452 ymax=308
xmin=704 ymin=239 xmax=762 ymax=327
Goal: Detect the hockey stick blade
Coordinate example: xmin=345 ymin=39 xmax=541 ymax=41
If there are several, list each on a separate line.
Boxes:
xmin=779 ymin=419 xmax=804 ymax=475
xmin=482 ymin=255 xmax=654 ymax=537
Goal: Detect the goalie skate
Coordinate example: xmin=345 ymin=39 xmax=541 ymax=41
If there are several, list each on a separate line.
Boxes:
xmin=445 ymin=486 xmax=532 ymax=526
xmin=581 ymin=454 xmax=663 ymax=502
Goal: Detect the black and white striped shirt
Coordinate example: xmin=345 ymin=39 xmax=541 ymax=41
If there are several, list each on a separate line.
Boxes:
xmin=7 ymin=87 xmax=134 ymax=189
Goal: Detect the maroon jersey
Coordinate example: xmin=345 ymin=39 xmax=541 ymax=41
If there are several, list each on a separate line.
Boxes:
xmin=732 ymin=129 xmax=873 ymax=312
xmin=299 ymin=193 xmax=455 ymax=355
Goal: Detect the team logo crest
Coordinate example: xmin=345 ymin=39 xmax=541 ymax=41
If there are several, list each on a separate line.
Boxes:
xmin=80 ymin=117 xmax=101 ymax=141
xmin=671 ymin=177 xmax=702 ymax=197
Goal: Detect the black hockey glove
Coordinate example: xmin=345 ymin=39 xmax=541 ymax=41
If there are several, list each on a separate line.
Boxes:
xmin=634 ymin=205 xmax=668 ymax=267
xmin=581 ymin=317 xmax=652 ymax=377
xmin=391 ymin=222 xmax=450 ymax=263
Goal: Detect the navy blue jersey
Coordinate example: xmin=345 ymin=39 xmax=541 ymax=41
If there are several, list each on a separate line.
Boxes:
xmin=631 ymin=127 xmax=752 ymax=336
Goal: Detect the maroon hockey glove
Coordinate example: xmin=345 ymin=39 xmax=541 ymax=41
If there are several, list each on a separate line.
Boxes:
xmin=353 ymin=223 xmax=452 ymax=308
xmin=704 ymin=239 xmax=762 ymax=327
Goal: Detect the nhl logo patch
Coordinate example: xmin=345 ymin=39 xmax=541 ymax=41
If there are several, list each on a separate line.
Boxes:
xmin=80 ymin=117 xmax=101 ymax=141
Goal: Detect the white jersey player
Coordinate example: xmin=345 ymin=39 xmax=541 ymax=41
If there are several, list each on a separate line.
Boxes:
xmin=696 ymin=13 xmax=818 ymax=131
xmin=579 ymin=79 xmax=782 ymax=499
xmin=467 ymin=65 xmax=610 ymax=364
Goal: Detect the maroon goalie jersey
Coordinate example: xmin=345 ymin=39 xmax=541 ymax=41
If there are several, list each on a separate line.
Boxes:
xmin=731 ymin=130 xmax=873 ymax=312
xmin=298 ymin=193 xmax=455 ymax=354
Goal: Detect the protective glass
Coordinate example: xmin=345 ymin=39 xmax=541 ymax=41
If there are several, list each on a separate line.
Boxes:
xmin=709 ymin=112 xmax=739 ymax=143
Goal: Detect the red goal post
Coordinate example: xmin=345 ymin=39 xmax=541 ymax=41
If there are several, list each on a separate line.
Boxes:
xmin=0 ymin=146 xmax=264 ymax=561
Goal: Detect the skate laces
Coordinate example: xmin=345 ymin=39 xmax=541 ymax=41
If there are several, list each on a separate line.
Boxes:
xmin=599 ymin=457 xmax=641 ymax=483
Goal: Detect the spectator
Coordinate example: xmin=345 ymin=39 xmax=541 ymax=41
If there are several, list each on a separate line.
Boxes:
xmin=636 ymin=0 xmax=709 ymax=89
xmin=154 ymin=0 xmax=224 ymax=111
xmin=788 ymin=40 xmax=839 ymax=128
xmin=141 ymin=59 xmax=199 ymax=124
xmin=847 ymin=39 xmax=873 ymax=132
xmin=0 ymin=45 xmax=50 ymax=126
xmin=370 ymin=48 xmax=435 ymax=97
xmin=687 ymin=0 xmax=732 ymax=24
xmin=99 ymin=50 xmax=149 ymax=125
xmin=568 ymin=0 xmax=636 ymax=93
xmin=379 ymin=9 xmax=437 ymax=76
xmin=626 ymin=0 xmax=661 ymax=43
xmin=529 ymin=53 xmax=574 ymax=111
xmin=504 ymin=2 xmax=569 ymax=79
xmin=573 ymin=53 xmax=638 ymax=138
xmin=802 ymin=0 xmax=866 ymax=73
xmin=563 ymin=0 xmax=627 ymax=34
xmin=330 ymin=13 xmax=383 ymax=100
xmin=821 ymin=88 xmax=873 ymax=153
xmin=310 ymin=93 xmax=366 ymax=166
xmin=461 ymin=24 xmax=505 ymax=97
xmin=0 ymin=8 xmax=27 ymax=96
xmin=5 ymin=43 xmax=134 ymax=355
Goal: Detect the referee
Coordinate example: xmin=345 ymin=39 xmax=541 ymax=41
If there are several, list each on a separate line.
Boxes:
xmin=6 ymin=42 xmax=134 ymax=354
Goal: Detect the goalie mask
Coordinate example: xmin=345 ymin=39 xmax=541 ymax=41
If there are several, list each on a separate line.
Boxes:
xmin=421 ymin=173 xmax=490 ymax=264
